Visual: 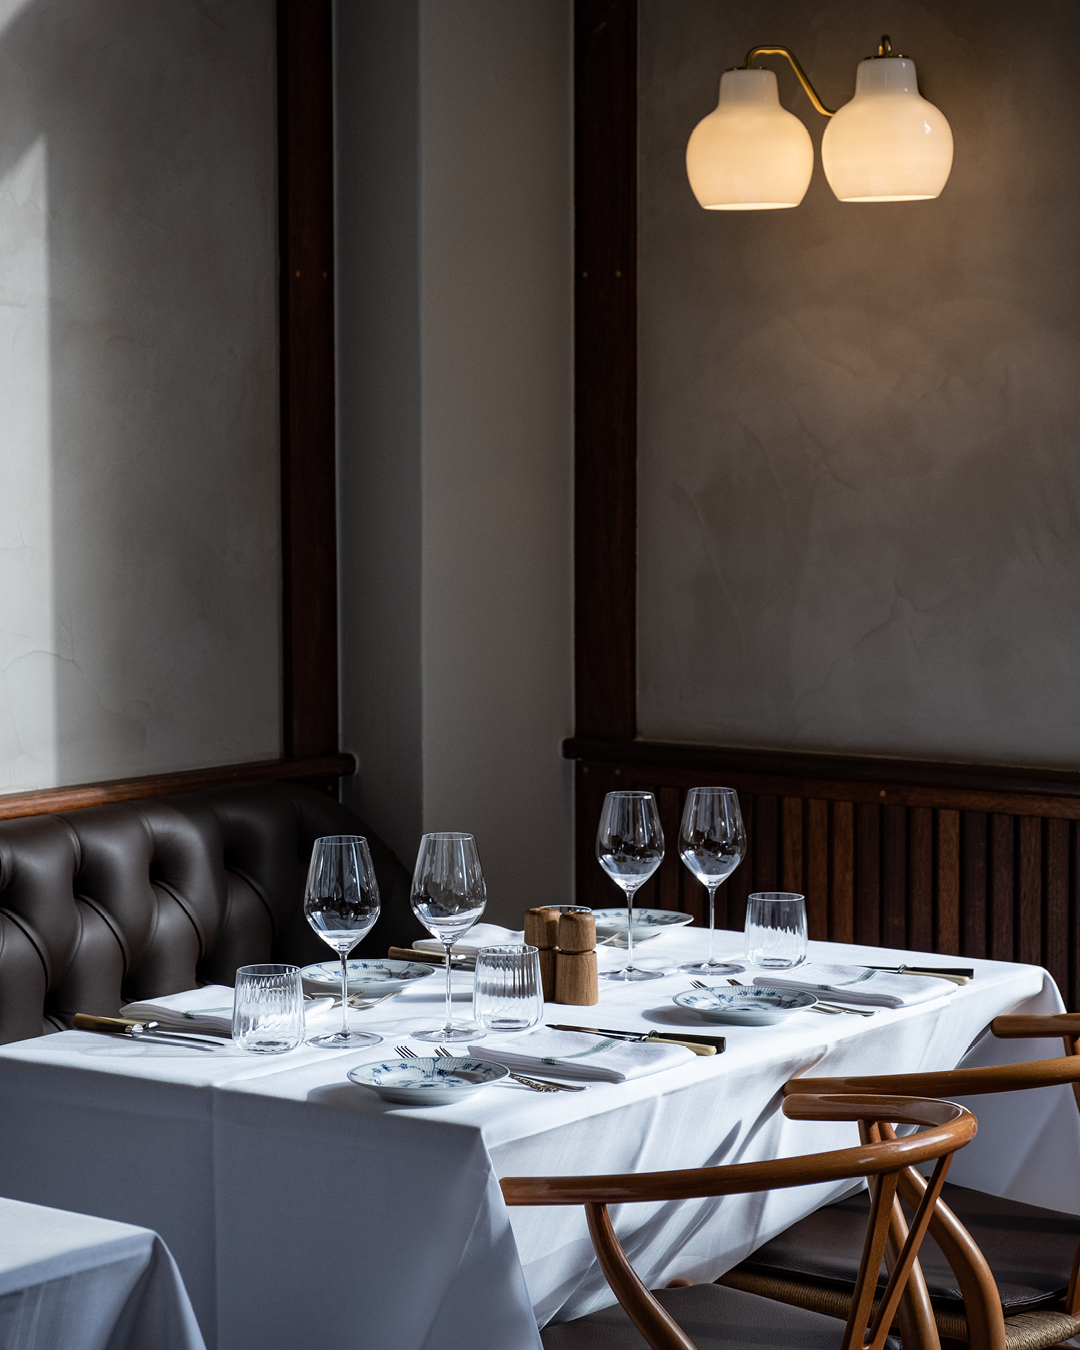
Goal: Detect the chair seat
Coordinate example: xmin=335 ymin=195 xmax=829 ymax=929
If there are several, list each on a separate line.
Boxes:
xmin=540 ymin=1281 xmax=901 ymax=1350
xmin=734 ymin=1182 xmax=1080 ymax=1315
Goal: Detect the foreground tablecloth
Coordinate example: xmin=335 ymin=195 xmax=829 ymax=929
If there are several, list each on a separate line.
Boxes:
xmin=0 ymin=931 xmax=1071 ymax=1350
xmin=0 ymin=1196 xmax=204 ymax=1350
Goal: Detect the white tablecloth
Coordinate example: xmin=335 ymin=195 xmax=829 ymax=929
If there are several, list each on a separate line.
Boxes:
xmin=0 ymin=930 xmax=1072 ymax=1350
xmin=0 ymin=1196 xmax=205 ymax=1350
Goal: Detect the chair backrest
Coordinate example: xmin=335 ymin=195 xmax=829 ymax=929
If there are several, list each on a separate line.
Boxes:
xmin=784 ymin=1027 xmax=1080 ymax=1335
xmin=501 ymin=1093 xmax=976 ymax=1350
xmin=0 ymin=781 xmax=421 ymax=1042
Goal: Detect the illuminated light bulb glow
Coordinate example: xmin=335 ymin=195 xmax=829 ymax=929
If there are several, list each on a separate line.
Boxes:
xmin=686 ymin=68 xmax=813 ymax=211
xmin=822 ymin=56 xmax=953 ymax=202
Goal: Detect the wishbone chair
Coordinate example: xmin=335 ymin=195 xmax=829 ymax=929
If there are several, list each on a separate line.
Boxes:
xmin=501 ymin=1092 xmax=976 ymax=1350
xmin=720 ymin=1014 xmax=1080 ymax=1350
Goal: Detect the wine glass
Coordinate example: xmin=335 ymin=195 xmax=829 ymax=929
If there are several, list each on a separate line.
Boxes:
xmin=410 ymin=832 xmax=486 ymax=1042
xmin=677 ymin=787 xmax=746 ymax=974
xmin=596 ymin=791 xmax=665 ymax=982
xmin=303 ymin=835 xmax=382 ymax=1049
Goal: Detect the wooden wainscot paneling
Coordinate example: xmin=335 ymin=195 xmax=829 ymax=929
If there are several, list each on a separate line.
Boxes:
xmin=567 ymin=738 xmax=1080 ymax=1010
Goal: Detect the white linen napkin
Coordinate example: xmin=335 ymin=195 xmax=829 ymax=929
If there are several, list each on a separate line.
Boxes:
xmin=121 ymin=985 xmax=335 ymax=1036
xmin=751 ymin=963 xmax=956 ymax=1008
xmin=469 ymin=1028 xmax=694 ymax=1082
xmin=413 ymin=923 xmax=525 ymax=957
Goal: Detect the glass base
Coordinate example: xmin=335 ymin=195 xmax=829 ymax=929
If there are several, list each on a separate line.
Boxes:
xmin=308 ymin=1030 xmax=382 ymax=1049
xmin=412 ymin=1025 xmax=483 ymax=1043
xmin=601 ymin=966 xmax=665 ymax=982
xmin=678 ymin=960 xmax=744 ymax=975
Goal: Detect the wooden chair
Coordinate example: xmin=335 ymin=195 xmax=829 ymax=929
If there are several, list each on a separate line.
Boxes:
xmin=501 ymin=1092 xmax=976 ymax=1350
xmin=719 ymin=1014 xmax=1080 ymax=1350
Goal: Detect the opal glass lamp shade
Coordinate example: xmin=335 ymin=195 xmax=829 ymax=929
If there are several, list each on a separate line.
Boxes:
xmin=822 ymin=56 xmax=953 ymax=202
xmin=686 ymin=68 xmax=814 ymax=210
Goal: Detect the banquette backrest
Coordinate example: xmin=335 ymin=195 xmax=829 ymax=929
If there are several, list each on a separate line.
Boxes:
xmin=0 ymin=781 xmax=422 ymax=1043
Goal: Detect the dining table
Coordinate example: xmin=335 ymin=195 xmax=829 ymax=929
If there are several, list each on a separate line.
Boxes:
xmin=0 ymin=927 xmax=1073 ymax=1350
xmin=0 ymin=1194 xmax=205 ymax=1350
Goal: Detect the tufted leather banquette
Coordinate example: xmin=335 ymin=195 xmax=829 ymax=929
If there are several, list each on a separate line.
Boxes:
xmin=0 ymin=781 xmax=424 ymax=1043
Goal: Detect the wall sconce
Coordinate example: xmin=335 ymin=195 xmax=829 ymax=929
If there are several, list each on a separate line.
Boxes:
xmin=686 ymin=36 xmax=953 ymax=210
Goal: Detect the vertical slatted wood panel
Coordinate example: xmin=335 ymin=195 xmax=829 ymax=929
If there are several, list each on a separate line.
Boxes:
xmin=573 ymin=756 xmax=1080 ymax=1009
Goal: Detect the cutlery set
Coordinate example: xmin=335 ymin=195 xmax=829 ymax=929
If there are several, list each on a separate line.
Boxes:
xmin=396 ymin=1043 xmax=584 ymax=1093
xmin=689 ymin=978 xmax=876 ymax=1017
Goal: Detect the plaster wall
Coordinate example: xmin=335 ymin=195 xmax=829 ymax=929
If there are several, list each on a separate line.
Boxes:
xmin=638 ymin=0 xmax=1080 ymax=768
xmin=0 ymin=0 xmax=281 ymax=791
xmin=337 ymin=1 xmax=574 ymax=921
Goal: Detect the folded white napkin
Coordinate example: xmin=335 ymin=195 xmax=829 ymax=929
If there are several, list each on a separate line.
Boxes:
xmin=752 ymin=963 xmax=956 ymax=1008
xmin=121 ymin=985 xmax=335 ymax=1036
xmin=470 ymin=1028 xmax=694 ymax=1082
xmin=413 ymin=923 xmax=525 ymax=957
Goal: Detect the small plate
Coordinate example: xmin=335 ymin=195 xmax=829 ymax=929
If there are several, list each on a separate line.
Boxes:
xmin=673 ymin=986 xmax=818 ymax=1026
xmin=301 ymin=959 xmax=435 ymax=997
xmin=347 ymin=1057 xmax=509 ymax=1105
xmin=592 ymin=908 xmax=695 ymax=939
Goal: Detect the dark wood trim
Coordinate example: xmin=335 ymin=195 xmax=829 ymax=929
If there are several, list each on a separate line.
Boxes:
xmin=278 ymin=0 xmax=339 ymax=758
xmin=565 ymin=737 xmax=1080 ymax=817
xmin=573 ymin=0 xmax=638 ymax=740
xmin=0 ymin=754 xmax=356 ymax=822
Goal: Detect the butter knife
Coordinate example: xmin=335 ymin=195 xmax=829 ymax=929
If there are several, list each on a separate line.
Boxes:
xmin=546 ymin=1023 xmax=724 ymax=1055
xmin=73 ymin=1013 xmax=223 ymax=1050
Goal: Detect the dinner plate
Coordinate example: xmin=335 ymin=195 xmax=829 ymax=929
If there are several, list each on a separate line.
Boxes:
xmin=673 ymin=986 xmax=818 ymax=1026
xmin=347 ymin=1057 xmax=509 ymax=1105
xmin=300 ymin=958 xmax=435 ymax=997
xmin=592 ymin=908 xmax=695 ymax=939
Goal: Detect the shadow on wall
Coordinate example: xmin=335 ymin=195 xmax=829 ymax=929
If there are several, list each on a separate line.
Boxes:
xmin=0 ymin=0 xmax=282 ymax=794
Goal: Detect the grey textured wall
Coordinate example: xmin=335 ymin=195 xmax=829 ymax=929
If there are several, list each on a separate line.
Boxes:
xmin=0 ymin=0 xmax=280 ymax=790
xmin=637 ymin=0 xmax=1080 ymax=768
xmin=337 ymin=2 xmax=574 ymax=920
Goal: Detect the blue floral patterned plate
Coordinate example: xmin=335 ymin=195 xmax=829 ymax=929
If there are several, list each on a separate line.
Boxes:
xmin=592 ymin=908 xmax=695 ymax=939
xmin=300 ymin=959 xmax=435 ymax=997
xmin=673 ymin=986 xmax=818 ymax=1026
xmin=347 ymin=1057 xmax=509 ymax=1105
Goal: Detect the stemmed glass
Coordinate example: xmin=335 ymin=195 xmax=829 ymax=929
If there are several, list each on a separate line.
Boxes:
xmin=304 ymin=835 xmax=382 ymax=1049
xmin=677 ymin=787 xmax=746 ymax=974
xmin=410 ymin=832 xmax=486 ymax=1042
xmin=596 ymin=791 xmax=665 ymax=982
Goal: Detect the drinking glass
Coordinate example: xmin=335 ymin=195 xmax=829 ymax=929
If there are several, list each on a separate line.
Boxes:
xmin=678 ymin=787 xmax=746 ymax=974
xmin=232 ymin=964 xmax=305 ymax=1053
xmin=410 ymin=832 xmax=487 ymax=1042
xmin=304 ymin=835 xmax=382 ymax=1049
xmin=744 ymin=892 xmax=808 ymax=969
xmin=473 ymin=945 xmax=543 ymax=1033
xmin=596 ymin=790 xmax=665 ymax=982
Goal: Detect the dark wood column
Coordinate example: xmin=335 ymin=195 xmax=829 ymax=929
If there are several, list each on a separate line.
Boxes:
xmin=574 ymin=0 xmax=638 ymax=743
xmin=278 ymin=0 xmax=339 ymax=759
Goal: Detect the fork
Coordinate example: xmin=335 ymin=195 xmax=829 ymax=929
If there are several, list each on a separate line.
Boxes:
xmin=691 ymin=977 xmax=873 ymax=1018
xmin=394 ymin=1044 xmax=579 ymax=1093
xmin=433 ymin=1045 xmax=585 ymax=1093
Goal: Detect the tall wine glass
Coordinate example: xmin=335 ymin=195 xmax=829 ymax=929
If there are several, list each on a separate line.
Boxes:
xmin=677 ymin=787 xmax=746 ymax=974
xmin=596 ymin=791 xmax=665 ymax=982
xmin=410 ymin=832 xmax=486 ymax=1042
xmin=304 ymin=835 xmax=382 ymax=1049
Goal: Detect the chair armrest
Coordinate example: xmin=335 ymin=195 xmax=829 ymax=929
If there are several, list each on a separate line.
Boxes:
xmin=992 ymin=1012 xmax=1080 ymax=1039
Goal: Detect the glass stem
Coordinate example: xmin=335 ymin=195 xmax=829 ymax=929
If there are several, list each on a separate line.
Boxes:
xmin=707 ymin=885 xmax=717 ymax=964
xmin=444 ymin=942 xmax=454 ymax=1033
xmin=625 ymin=885 xmax=637 ymax=970
xmin=340 ymin=952 xmax=349 ymax=1037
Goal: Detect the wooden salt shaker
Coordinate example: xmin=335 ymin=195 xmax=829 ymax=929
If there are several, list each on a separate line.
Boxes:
xmin=555 ymin=910 xmax=598 ymax=1006
xmin=524 ymin=906 xmax=561 ymax=1002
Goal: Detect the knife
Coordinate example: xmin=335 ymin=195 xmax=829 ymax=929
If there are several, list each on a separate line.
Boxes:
xmin=72 ymin=1014 xmax=223 ymax=1050
xmin=546 ymin=1023 xmax=725 ymax=1056
xmin=388 ymin=946 xmax=476 ymax=970
xmin=864 ymin=965 xmax=973 ymax=984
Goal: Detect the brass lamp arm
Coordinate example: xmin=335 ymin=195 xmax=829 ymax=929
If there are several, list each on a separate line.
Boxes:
xmin=743 ymin=46 xmax=835 ymax=117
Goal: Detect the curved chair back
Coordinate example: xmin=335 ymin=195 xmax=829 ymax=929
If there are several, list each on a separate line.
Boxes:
xmin=502 ymin=1093 xmax=976 ymax=1350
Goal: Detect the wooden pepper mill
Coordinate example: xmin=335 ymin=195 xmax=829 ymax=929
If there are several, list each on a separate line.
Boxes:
xmin=524 ymin=906 xmax=561 ymax=1001
xmin=555 ymin=910 xmax=598 ymax=1006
